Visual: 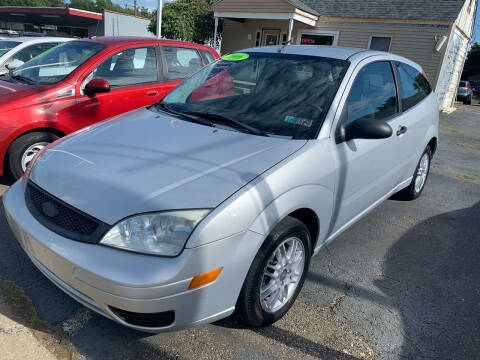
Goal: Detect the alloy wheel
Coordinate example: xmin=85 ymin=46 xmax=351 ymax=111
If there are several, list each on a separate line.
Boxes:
xmin=259 ymin=237 xmax=305 ymax=313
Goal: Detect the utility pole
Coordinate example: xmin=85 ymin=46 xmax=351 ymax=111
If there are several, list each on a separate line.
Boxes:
xmin=156 ymin=0 xmax=162 ymax=38
xmin=134 ymin=0 xmax=137 ymax=17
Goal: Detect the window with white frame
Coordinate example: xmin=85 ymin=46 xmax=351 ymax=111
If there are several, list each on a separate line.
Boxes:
xmin=369 ymin=36 xmax=392 ymax=52
xmin=255 ymin=30 xmax=261 ymax=47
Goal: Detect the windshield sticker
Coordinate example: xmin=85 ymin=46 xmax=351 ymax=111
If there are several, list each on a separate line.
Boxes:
xmin=222 ymin=53 xmax=249 ymax=61
xmin=284 ymin=116 xmax=313 ymax=128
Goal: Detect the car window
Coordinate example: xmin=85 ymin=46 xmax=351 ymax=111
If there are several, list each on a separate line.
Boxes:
xmin=12 ymin=41 xmax=105 ymax=84
xmin=162 ymin=52 xmax=349 ymax=139
xmin=201 ymin=50 xmax=216 ymax=64
xmin=163 ymin=46 xmax=203 ymax=80
xmin=0 ymin=40 xmax=21 ymax=56
xmin=10 ymin=42 xmax=59 ymax=63
xmin=345 ymin=61 xmax=398 ymax=124
xmin=395 ymin=62 xmax=431 ymax=111
xmin=91 ymin=46 xmax=158 ymax=87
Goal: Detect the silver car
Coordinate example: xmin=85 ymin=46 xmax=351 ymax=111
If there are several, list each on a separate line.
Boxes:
xmin=3 ymin=46 xmax=438 ymax=333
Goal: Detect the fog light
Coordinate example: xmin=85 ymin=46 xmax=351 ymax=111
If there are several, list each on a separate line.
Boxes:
xmin=188 ymin=267 xmax=223 ymax=290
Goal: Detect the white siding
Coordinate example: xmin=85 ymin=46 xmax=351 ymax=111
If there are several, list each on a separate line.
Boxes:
xmin=435 ymin=0 xmax=476 ymax=109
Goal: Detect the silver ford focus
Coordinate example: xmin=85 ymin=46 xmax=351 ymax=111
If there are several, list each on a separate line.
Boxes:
xmin=3 ymin=46 xmax=438 ymax=333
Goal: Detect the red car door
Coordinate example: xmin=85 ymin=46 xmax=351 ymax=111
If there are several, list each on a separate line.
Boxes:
xmin=73 ymin=44 xmax=166 ymax=130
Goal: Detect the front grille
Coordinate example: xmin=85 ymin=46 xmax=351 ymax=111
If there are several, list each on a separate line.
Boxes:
xmin=109 ymin=306 xmax=175 ymax=328
xmin=25 ymin=181 xmax=110 ymax=243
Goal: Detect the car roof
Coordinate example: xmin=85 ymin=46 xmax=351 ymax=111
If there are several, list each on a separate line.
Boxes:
xmin=241 ymin=45 xmax=371 ymax=60
xmin=83 ymin=36 xmax=216 ymax=51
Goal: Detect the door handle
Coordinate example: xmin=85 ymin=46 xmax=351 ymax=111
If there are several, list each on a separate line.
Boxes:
xmin=147 ymin=90 xmax=159 ymax=97
xmin=397 ymin=126 xmax=408 ymax=136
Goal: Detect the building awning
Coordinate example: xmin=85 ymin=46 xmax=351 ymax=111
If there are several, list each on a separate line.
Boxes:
xmin=213 ymin=8 xmax=318 ymax=27
xmin=0 ymin=7 xmax=103 ymax=27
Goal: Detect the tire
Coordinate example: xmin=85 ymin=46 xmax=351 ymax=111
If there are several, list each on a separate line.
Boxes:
xmin=467 ymin=96 xmax=472 ymax=105
xmin=235 ymin=216 xmax=312 ymax=327
xmin=394 ymin=147 xmax=432 ymax=201
xmin=6 ymin=132 xmax=59 ymax=180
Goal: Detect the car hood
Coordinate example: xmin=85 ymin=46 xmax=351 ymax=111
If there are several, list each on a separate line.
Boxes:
xmin=457 ymin=87 xmax=468 ymax=94
xmin=30 ymin=108 xmax=306 ymax=225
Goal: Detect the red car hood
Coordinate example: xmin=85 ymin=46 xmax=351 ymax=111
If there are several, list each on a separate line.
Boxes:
xmin=0 ymin=80 xmax=51 ymax=111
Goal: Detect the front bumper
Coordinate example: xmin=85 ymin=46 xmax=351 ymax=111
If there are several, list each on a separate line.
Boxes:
xmin=3 ymin=181 xmax=264 ymax=332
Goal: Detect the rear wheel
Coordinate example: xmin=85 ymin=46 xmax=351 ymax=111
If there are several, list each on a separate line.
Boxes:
xmin=6 ymin=132 xmax=59 ymax=180
xmin=394 ymin=147 xmax=431 ymax=201
xmin=235 ymin=216 xmax=311 ymax=327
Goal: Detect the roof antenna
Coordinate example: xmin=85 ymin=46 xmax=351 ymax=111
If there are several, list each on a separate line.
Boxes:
xmin=279 ymin=38 xmax=293 ymax=53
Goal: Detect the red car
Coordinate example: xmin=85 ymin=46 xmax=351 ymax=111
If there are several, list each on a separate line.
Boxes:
xmin=0 ymin=37 xmax=219 ymax=179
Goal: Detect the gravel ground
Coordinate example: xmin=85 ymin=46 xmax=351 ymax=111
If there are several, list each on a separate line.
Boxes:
xmin=0 ymin=104 xmax=478 ymax=359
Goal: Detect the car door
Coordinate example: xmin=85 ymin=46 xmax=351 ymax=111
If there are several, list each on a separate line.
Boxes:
xmin=73 ymin=45 xmax=163 ymax=130
xmin=392 ymin=61 xmax=433 ymax=180
xmin=330 ymin=59 xmax=409 ymax=234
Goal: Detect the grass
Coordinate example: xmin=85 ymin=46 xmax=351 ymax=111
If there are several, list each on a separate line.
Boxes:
xmin=9 ymin=288 xmax=21 ymax=302
xmin=452 ymin=173 xmax=478 ymax=182
xmin=446 ymin=127 xmax=462 ymax=135
xmin=457 ymin=143 xmax=480 ymax=151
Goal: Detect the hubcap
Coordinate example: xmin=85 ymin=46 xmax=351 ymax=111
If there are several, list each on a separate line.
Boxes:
xmin=260 ymin=237 xmax=305 ymax=313
xmin=21 ymin=142 xmax=49 ymax=172
xmin=414 ymin=152 xmax=429 ymax=194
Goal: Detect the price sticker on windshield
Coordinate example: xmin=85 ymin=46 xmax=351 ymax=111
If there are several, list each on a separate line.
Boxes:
xmin=222 ymin=53 xmax=249 ymax=61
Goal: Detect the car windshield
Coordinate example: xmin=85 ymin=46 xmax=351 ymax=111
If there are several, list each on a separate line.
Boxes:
xmin=12 ymin=41 xmax=105 ymax=85
xmin=160 ymin=52 xmax=349 ymax=139
xmin=459 ymin=81 xmax=467 ymax=87
xmin=0 ymin=41 xmax=21 ymax=56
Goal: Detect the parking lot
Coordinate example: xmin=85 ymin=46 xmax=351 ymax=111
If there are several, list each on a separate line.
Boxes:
xmin=0 ymin=103 xmax=479 ymax=359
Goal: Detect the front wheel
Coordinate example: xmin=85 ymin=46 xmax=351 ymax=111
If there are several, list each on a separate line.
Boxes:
xmin=235 ymin=216 xmax=311 ymax=327
xmin=6 ymin=132 xmax=59 ymax=180
xmin=394 ymin=147 xmax=432 ymax=201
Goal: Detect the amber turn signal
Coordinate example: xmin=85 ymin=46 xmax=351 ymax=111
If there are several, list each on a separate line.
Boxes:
xmin=188 ymin=267 xmax=223 ymax=290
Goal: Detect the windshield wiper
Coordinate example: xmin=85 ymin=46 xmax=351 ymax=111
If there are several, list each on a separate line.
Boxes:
xmin=183 ymin=111 xmax=268 ymax=137
xmin=155 ymin=102 xmax=215 ymax=128
xmin=10 ymin=73 xmax=35 ymax=85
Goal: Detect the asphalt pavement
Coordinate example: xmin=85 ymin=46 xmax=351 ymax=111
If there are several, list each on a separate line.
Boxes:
xmin=0 ymin=104 xmax=478 ymax=360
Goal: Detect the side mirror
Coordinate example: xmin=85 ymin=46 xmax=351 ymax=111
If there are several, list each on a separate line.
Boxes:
xmin=84 ymin=78 xmax=110 ymax=95
xmin=344 ymin=117 xmax=393 ymax=142
xmin=5 ymin=59 xmax=24 ymax=71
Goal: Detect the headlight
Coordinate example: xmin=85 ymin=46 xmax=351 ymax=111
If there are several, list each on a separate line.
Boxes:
xmin=100 ymin=210 xmax=210 ymax=256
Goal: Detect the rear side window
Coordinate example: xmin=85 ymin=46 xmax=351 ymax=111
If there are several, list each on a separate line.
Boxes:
xmin=395 ymin=62 xmax=431 ymax=111
xmin=91 ymin=46 xmax=158 ymax=87
xmin=201 ymin=50 xmax=216 ymax=64
xmin=346 ymin=61 xmax=398 ymax=124
xmin=163 ymin=46 xmax=204 ymax=80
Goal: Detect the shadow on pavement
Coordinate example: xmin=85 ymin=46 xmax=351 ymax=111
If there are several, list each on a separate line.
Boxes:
xmin=376 ymin=201 xmax=480 ymax=358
